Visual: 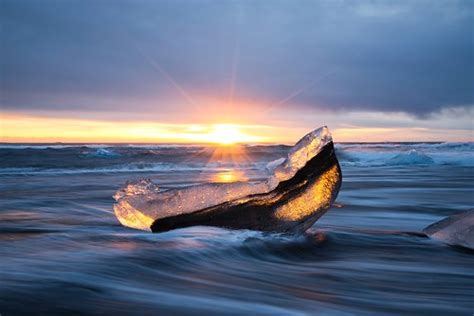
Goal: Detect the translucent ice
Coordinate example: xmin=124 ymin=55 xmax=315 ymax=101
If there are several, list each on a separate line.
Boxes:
xmin=424 ymin=210 xmax=474 ymax=250
xmin=113 ymin=126 xmax=341 ymax=232
xmin=113 ymin=178 xmax=160 ymax=200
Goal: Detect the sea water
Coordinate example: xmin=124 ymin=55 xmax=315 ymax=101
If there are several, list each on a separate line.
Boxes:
xmin=1 ymin=142 xmax=473 ymax=315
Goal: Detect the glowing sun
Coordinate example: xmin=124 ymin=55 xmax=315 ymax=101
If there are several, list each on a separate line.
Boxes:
xmin=207 ymin=124 xmax=259 ymax=145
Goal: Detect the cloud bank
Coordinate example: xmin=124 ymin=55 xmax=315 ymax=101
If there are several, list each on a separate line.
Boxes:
xmin=1 ymin=0 xmax=473 ymax=117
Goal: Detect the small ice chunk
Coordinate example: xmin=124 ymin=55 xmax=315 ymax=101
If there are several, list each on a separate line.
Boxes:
xmin=423 ymin=210 xmax=474 ymax=249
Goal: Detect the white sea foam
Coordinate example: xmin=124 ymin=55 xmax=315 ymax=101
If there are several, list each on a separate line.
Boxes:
xmin=387 ymin=150 xmax=434 ymax=165
xmin=84 ymin=148 xmax=120 ymax=158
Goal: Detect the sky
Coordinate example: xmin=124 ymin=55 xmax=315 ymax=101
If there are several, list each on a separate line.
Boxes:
xmin=1 ymin=0 xmax=473 ymax=143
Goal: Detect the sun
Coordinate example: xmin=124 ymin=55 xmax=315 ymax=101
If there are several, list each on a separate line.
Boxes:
xmin=207 ymin=124 xmax=256 ymax=145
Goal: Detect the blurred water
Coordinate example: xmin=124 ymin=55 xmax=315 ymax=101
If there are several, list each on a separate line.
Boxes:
xmin=1 ymin=143 xmax=473 ymax=315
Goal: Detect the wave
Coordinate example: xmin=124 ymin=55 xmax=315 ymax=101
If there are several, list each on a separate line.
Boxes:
xmin=83 ymin=148 xmax=120 ymax=158
xmin=336 ymin=142 xmax=474 ymax=152
xmin=387 ymin=150 xmax=434 ymax=165
xmin=337 ymin=148 xmax=473 ymax=167
xmin=0 ymin=162 xmax=269 ymax=175
xmin=1 ymin=143 xmax=472 ymax=172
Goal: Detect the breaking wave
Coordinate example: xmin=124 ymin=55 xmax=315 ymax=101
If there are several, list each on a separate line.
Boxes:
xmin=83 ymin=148 xmax=121 ymax=158
xmin=387 ymin=150 xmax=434 ymax=165
xmin=335 ymin=143 xmax=473 ymax=167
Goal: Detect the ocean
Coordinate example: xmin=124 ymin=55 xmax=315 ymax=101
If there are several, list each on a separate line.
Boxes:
xmin=1 ymin=142 xmax=473 ymax=315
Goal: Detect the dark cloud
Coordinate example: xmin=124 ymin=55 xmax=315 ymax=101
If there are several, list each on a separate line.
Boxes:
xmin=1 ymin=0 xmax=473 ymax=115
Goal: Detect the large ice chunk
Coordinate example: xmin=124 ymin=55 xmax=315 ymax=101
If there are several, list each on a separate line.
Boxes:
xmin=113 ymin=126 xmax=341 ymax=232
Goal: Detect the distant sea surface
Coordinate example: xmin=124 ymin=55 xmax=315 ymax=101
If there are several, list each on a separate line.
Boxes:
xmin=1 ymin=142 xmax=473 ymax=315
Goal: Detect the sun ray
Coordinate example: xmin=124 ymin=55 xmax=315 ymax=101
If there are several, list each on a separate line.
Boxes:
xmin=260 ymin=68 xmax=340 ymax=115
xmin=228 ymin=38 xmax=240 ymax=108
xmin=146 ymin=55 xmax=201 ymax=111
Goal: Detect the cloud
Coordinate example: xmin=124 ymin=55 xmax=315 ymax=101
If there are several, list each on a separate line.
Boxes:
xmin=1 ymin=0 xmax=473 ymax=116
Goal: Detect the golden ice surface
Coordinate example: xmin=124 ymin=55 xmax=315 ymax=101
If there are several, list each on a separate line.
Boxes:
xmin=274 ymin=164 xmax=340 ymax=221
